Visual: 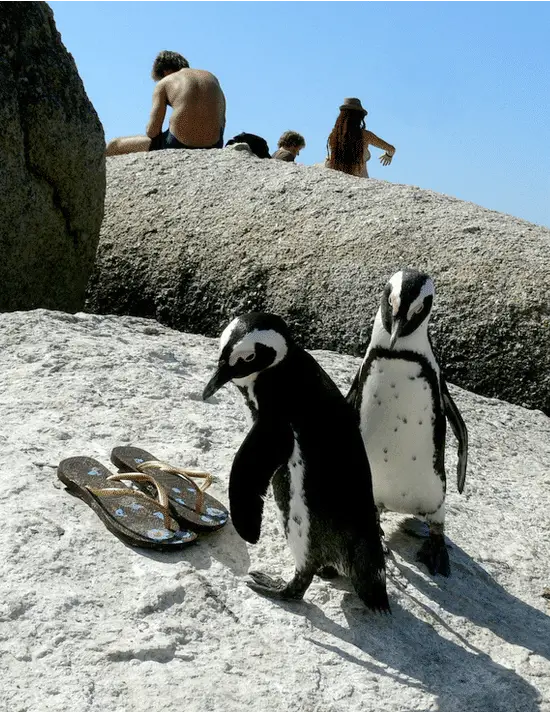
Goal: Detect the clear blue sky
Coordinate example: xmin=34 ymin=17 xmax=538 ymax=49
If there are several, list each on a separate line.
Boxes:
xmin=50 ymin=1 xmax=550 ymax=228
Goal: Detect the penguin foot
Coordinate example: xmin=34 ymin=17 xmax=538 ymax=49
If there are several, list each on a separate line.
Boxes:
xmin=417 ymin=535 xmax=451 ymax=577
xmin=247 ymin=571 xmax=303 ymax=600
xmin=247 ymin=569 xmax=314 ymax=600
xmin=317 ymin=565 xmax=339 ymax=580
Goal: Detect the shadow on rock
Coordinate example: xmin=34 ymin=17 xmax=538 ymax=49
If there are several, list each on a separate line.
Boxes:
xmin=129 ymin=521 xmax=251 ymax=576
xmin=297 ymin=594 xmax=541 ymax=712
xmin=388 ymin=520 xmax=550 ymax=662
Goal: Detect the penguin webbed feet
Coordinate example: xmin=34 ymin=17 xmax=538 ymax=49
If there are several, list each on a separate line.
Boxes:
xmin=417 ymin=532 xmax=451 ymax=577
xmin=247 ymin=569 xmax=314 ymax=600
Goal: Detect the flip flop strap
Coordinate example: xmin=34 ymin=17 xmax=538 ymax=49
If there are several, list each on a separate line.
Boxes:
xmin=86 ymin=473 xmax=177 ymax=532
xmin=137 ymin=460 xmax=213 ymax=492
xmin=136 ymin=460 xmax=212 ymax=515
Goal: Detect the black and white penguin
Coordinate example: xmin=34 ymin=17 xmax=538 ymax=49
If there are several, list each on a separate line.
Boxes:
xmin=347 ymin=269 xmax=468 ymax=576
xmin=203 ymin=312 xmax=389 ymax=611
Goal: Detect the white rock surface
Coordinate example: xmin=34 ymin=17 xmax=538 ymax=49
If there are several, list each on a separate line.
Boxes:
xmin=1 ymin=310 xmax=549 ymax=712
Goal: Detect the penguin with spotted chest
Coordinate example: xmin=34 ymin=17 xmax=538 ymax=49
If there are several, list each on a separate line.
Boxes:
xmin=203 ymin=312 xmax=389 ymax=611
xmin=348 ymin=270 xmax=468 ymax=576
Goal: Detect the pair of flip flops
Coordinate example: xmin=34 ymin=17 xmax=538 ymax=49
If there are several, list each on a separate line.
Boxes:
xmin=57 ymin=447 xmax=229 ymax=551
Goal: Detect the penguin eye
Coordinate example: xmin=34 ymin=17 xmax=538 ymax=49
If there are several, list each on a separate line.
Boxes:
xmin=243 ymin=352 xmax=255 ymax=363
xmin=414 ymin=303 xmax=424 ymax=315
xmin=388 ymin=295 xmax=393 ymax=306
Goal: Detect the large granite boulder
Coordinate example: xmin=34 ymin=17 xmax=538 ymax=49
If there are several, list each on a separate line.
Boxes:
xmin=87 ymin=150 xmax=550 ymax=414
xmin=1 ymin=309 xmax=549 ymax=711
xmin=0 ymin=2 xmax=105 ymax=312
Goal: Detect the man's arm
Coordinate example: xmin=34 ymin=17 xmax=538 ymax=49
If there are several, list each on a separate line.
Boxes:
xmin=146 ymin=82 xmax=168 ymax=139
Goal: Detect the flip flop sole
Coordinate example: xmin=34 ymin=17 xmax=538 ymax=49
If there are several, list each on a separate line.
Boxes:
xmin=110 ymin=447 xmax=229 ymax=532
xmin=58 ymin=457 xmax=198 ymax=551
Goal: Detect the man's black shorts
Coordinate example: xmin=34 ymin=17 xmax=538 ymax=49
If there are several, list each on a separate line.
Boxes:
xmin=149 ymin=129 xmax=224 ymax=151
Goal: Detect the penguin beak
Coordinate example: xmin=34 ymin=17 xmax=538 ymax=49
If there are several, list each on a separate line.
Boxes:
xmin=203 ymin=361 xmax=231 ymax=400
xmin=389 ymin=319 xmax=404 ymax=350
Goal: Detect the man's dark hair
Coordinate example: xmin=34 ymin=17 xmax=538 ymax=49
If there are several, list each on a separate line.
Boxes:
xmin=277 ymin=131 xmax=306 ymax=150
xmin=151 ymin=51 xmax=189 ymax=81
xmin=225 ymin=133 xmax=271 ymax=159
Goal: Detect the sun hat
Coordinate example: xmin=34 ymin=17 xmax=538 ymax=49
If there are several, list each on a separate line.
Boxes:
xmin=339 ymin=97 xmax=368 ymax=116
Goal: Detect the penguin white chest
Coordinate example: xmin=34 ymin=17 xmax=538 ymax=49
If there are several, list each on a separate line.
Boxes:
xmin=360 ymin=357 xmax=444 ymax=516
xmin=285 ymin=436 xmax=310 ymax=569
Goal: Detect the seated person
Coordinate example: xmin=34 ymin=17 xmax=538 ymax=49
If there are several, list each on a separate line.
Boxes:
xmin=272 ymin=131 xmax=306 ymax=162
xmin=225 ymin=133 xmax=271 ymax=159
xmin=105 ymin=51 xmax=226 ymax=155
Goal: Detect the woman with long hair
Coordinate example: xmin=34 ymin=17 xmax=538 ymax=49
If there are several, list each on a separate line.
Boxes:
xmin=326 ymin=98 xmax=395 ymax=178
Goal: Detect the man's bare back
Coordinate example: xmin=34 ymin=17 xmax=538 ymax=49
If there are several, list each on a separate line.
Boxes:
xmin=148 ymin=69 xmax=226 ymax=147
xmin=105 ymin=52 xmax=226 ymax=156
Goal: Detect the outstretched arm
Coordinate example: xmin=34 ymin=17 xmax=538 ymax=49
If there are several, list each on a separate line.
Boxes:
xmin=146 ymin=82 xmax=168 ymax=138
xmin=364 ymin=130 xmax=395 ymax=166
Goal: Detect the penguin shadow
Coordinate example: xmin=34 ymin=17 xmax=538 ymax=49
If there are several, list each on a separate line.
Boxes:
xmin=129 ymin=520 xmax=251 ymax=577
xmin=295 ymin=590 xmax=542 ymax=712
xmin=387 ymin=519 xmax=550 ymax=662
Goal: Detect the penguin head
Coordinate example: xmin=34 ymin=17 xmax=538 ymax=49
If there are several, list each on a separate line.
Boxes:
xmin=203 ymin=312 xmax=293 ymax=399
xmin=381 ymin=269 xmax=435 ymax=349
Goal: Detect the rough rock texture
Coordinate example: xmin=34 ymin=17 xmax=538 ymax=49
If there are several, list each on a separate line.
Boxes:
xmin=1 ymin=310 xmax=549 ymax=712
xmin=0 ymin=2 xmax=105 ymax=312
xmin=87 ymin=150 xmax=550 ymax=415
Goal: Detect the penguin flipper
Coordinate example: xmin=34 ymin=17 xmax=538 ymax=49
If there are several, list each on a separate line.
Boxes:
xmin=441 ymin=377 xmax=468 ymax=494
xmin=229 ymin=418 xmax=294 ymax=544
xmin=346 ymin=366 xmax=362 ymax=410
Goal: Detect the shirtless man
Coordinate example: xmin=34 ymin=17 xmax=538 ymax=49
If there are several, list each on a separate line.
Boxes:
xmin=105 ymin=51 xmax=226 ymax=155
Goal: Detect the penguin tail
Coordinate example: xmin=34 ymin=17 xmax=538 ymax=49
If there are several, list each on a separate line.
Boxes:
xmin=349 ymin=541 xmax=391 ymax=614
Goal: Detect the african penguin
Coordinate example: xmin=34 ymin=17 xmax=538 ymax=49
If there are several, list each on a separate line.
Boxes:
xmin=347 ymin=270 xmax=468 ymax=576
xmin=203 ymin=312 xmax=389 ymax=611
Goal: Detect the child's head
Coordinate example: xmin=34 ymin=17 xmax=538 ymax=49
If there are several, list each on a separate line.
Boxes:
xmin=277 ymin=131 xmax=306 ymax=156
